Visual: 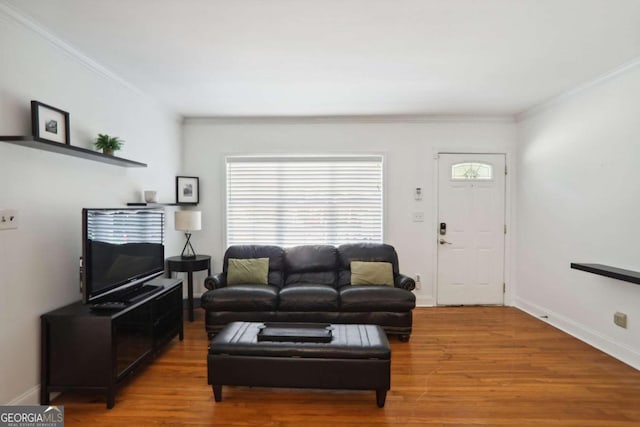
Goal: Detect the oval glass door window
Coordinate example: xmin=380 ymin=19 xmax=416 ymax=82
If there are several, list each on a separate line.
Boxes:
xmin=451 ymin=162 xmax=493 ymax=181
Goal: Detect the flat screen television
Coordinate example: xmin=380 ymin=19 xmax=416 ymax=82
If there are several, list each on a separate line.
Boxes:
xmin=81 ymin=208 xmax=165 ymax=304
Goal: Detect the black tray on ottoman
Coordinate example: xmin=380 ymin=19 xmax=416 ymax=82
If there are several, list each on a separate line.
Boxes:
xmin=208 ymin=321 xmax=391 ymax=407
xmin=257 ymin=322 xmax=333 ymax=343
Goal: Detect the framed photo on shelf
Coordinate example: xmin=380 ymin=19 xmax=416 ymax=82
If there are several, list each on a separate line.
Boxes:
xmin=176 ymin=176 xmax=199 ymax=205
xmin=31 ymin=101 xmax=70 ymax=145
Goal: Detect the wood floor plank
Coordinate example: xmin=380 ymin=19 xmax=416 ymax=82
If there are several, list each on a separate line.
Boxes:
xmin=52 ymin=307 xmax=640 ymax=426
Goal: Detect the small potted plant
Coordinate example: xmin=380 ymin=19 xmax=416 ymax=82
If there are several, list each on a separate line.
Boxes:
xmin=94 ymin=134 xmax=124 ymax=156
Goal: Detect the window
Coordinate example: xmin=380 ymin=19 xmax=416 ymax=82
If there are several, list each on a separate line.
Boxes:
xmin=451 ymin=162 xmax=493 ymax=181
xmin=226 ymin=156 xmax=383 ymax=247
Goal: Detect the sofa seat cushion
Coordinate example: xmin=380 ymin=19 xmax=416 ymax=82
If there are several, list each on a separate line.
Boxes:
xmin=339 ymin=286 xmax=416 ymax=312
xmin=201 ymin=285 xmax=279 ymax=311
xmin=278 ymin=285 xmax=339 ymax=311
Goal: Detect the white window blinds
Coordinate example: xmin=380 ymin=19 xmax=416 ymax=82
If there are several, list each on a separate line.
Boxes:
xmin=226 ymin=156 xmax=384 ymax=247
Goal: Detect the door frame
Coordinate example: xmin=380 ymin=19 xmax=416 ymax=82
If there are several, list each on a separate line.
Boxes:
xmin=432 ymin=150 xmax=513 ymax=306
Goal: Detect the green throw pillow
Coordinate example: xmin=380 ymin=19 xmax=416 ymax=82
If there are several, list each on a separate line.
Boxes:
xmin=351 ymin=261 xmax=394 ymax=286
xmin=227 ymin=258 xmax=269 ymax=285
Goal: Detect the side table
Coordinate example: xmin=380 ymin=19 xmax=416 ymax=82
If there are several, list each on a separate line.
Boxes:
xmin=166 ymin=255 xmax=211 ymax=322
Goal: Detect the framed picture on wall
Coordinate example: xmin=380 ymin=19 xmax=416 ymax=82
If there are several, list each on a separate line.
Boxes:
xmin=176 ymin=176 xmax=199 ymax=205
xmin=31 ymin=100 xmax=70 ymax=145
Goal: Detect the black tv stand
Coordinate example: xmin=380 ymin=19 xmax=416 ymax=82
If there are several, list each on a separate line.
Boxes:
xmin=41 ymin=277 xmax=183 ymax=408
xmin=94 ymin=282 xmax=163 ymax=306
xmin=121 ymin=283 xmax=162 ymax=303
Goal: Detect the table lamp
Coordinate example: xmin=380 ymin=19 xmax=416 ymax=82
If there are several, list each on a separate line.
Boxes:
xmin=175 ymin=210 xmax=201 ymax=259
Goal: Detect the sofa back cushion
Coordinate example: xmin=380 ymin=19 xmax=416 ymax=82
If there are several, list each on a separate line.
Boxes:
xmin=223 ymin=245 xmax=285 ymax=288
xmin=337 ymin=243 xmax=399 ymax=287
xmin=284 ymin=245 xmax=338 ymax=287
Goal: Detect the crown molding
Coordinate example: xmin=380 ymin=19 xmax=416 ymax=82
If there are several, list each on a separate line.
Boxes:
xmin=183 ymin=114 xmax=515 ymax=126
xmin=0 ymin=1 xmax=150 ymax=98
xmin=516 ymin=56 xmax=640 ymax=122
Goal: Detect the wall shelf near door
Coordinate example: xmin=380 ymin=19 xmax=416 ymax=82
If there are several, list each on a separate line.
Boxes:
xmin=127 ymin=203 xmax=179 ymax=207
xmin=0 ymin=136 xmax=147 ymax=167
xmin=570 ymin=263 xmax=640 ymax=285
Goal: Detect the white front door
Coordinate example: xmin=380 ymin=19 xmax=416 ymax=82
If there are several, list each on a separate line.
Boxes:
xmin=436 ymin=153 xmax=506 ymax=305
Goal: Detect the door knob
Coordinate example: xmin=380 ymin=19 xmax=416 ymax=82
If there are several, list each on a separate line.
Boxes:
xmin=439 ymin=239 xmax=452 ymax=245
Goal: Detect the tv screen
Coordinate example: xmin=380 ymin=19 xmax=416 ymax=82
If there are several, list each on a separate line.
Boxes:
xmin=82 ymin=208 xmax=165 ymax=303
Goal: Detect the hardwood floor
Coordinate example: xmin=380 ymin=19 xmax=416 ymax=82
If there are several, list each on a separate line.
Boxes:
xmin=54 ymin=307 xmax=640 ymax=426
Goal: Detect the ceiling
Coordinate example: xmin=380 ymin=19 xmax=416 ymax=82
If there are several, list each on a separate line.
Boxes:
xmin=5 ymin=0 xmax=640 ymax=117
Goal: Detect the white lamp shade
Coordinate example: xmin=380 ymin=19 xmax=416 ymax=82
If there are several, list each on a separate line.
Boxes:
xmin=175 ymin=211 xmax=202 ymax=231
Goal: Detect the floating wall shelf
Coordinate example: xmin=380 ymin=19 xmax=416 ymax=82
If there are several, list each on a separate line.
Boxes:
xmin=570 ymin=263 xmax=640 ymax=285
xmin=127 ymin=203 xmax=179 ymax=207
xmin=0 ymin=136 xmax=147 ymax=168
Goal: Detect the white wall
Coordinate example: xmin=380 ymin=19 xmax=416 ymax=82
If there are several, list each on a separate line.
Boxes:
xmin=0 ymin=10 xmax=182 ymax=403
xmin=182 ymin=117 xmax=517 ymax=304
xmin=515 ymin=64 xmax=640 ymax=369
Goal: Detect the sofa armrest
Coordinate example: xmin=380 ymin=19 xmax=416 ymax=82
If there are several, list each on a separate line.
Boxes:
xmin=204 ymin=272 xmax=227 ymax=290
xmin=395 ymin=274 xmax=416 ymax=291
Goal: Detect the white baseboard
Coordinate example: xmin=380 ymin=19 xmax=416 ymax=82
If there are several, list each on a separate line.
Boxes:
xmin=514 ymin=297 xmax=640 ymax=370
xmin=7 ymin=386 xmax=40 ymax=406
xmin=415 ymin=296 xmax=435 ymax=307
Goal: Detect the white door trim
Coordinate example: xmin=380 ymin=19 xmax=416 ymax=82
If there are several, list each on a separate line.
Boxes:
xmin=431 ymin=150 xmax=513 ymax=306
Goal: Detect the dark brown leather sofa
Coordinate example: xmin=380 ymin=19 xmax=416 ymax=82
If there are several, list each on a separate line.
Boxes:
xmin=200 ymin=243 xmax=416 ymax=341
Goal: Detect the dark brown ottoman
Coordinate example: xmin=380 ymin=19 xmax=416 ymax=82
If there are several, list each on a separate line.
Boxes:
xmin=207 ymin=322 xmax=391 ymax=407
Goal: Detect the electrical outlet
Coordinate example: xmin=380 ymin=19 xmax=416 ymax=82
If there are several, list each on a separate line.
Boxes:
xmin=415 ymin=273 xmax=422 ymax=290
xmin=614 ymin=312 xmax=627 ymax=329
xmin=0 ymin=209 xmax=18 ymax=230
